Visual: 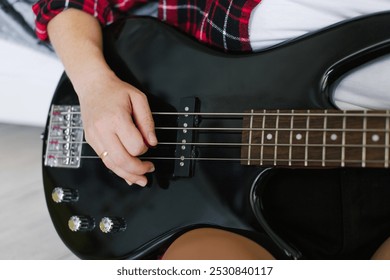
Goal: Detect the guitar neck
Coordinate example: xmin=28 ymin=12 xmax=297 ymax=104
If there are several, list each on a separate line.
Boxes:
xmin=241 ymin=110 xmax=390 ymax=168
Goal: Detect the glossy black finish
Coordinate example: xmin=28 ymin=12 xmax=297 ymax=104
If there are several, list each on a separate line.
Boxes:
xmin=42 ymin=13 xmax=390 ymax=259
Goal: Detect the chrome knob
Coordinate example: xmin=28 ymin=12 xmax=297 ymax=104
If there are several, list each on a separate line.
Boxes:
xmin=99 ymin=217 xmax=127 ymax=233
xmin=52 ymin=187 xmax=78 ymax=203
xmin=68 ymin=216 xmax=95 ymax=232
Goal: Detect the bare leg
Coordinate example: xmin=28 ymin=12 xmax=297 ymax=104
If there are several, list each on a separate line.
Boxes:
xmin=162 ymin=228 xmax=275 ymax=260
xmin=371 ymin=237 xmax=390 ymax=260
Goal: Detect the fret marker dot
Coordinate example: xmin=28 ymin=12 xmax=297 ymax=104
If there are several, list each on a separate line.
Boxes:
xmin=372 ymin=134 xmax=380 ymax=142
xmin=266 ymin=133 xmax=273 ymax=141
xmin=296 ymin=133 xmax=303 ymax=141
xmin=330 ymin=134 xmax=338 ymax=141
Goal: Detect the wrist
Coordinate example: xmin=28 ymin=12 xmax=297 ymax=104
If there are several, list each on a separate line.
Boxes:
xmin=71 ymin=62 xmax=117 ymax=96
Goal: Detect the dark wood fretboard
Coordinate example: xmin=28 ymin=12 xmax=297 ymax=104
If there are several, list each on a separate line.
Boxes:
xmin=241 ymin=110 xmax=390 ymax=168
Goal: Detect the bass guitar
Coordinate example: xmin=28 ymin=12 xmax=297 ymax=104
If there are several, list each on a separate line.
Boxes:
xmin=42 ymin=13 xmax=390 ymax=259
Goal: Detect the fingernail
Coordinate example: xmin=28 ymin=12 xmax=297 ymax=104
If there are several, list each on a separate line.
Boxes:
xmin=148 ymin=165 xmax=155 ymax=173
xmin=125 ymin=180 xmax=133 ymax=186
xmin=136 ymin=180 xmax=147 ymax=187
xmin=148 ymin=132 xmax=158 ymax=146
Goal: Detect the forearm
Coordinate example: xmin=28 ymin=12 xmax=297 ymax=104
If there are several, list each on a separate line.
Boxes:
xmin=47 ymin=8 xmax=116 ymax=96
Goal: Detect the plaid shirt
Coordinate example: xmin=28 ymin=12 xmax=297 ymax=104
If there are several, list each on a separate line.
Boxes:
xmin=33 ymin=0 xmax=262 ymax=51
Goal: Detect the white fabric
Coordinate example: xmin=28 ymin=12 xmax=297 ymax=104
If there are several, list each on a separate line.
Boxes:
xmin=249 ymin=0 xmax=390 ymax=109
xmin=250 ymin=0 xmax=390 ymax=49
xmin=0 ymin=39 xmax=63 ymax=126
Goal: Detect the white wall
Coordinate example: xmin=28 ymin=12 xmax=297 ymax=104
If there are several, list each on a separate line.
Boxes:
xmin=0 ymin=38 xmax=64 ymax=127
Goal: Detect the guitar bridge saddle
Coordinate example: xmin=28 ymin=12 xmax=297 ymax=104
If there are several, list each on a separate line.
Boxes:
xmin=44 ymin=105 xmax=84 ymax=168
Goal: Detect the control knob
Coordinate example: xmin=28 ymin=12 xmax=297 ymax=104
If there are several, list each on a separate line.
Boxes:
xmin=68 ymin=216 xmax=95 ymax=232
xmin=99 ymin=217 xmax=127 ymax=233
xmin=52 ymin=187 xmax=78 ymax=203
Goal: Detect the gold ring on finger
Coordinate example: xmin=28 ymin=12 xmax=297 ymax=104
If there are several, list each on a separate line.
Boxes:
xmin=99 ymin=151 xmax=109 ymax=159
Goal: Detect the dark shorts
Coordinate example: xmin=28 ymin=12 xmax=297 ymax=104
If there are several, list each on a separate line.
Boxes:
xmin=258 ymin=168 xmax=390 ymax=259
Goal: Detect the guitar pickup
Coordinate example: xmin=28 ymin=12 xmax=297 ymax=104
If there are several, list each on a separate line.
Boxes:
xmin=173 ymin=97 xmax=199 ymax=177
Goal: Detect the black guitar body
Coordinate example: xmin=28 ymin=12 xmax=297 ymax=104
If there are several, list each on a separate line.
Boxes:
xmin=43 ymin=13 xmax=390 ymax=259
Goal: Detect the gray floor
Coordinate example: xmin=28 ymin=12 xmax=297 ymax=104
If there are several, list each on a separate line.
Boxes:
xmin=0 ymin=123 xmax=77 ymax=259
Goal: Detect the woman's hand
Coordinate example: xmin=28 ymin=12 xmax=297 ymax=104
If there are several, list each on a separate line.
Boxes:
xmin=78 ymin=72 xmax=157 ymax=186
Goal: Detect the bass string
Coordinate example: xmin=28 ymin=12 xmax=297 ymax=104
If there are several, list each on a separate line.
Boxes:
xmin=50 ymin=140 xmax=390 ymax=149
xmin=46 ymin=154 xmax=390 ymax=164
xmin=51 ymin=126 xmax=390 ymax=133
xmin=57 ymin=111 xmax=390 ymax=118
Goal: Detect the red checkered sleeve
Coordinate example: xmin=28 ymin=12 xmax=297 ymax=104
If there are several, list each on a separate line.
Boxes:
xmin=158 ymin=0 xmax=261 ymax=51
xmin=32 ymin=0 xmax=146 ymax=40
xmin=33 ymin=0 xmax=262 ymax=51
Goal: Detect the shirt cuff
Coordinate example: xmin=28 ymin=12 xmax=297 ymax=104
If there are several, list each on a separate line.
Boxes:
xmin=32 ymin=0 xmax=119 ymax=41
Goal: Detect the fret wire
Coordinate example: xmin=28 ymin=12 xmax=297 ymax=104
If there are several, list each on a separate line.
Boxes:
xmin=341 ymin=115 xmax=346 ymax=167
xmin=253 ymin=158 xmax=390 ymax=164
xmin=322 ymin=110 xmax=327 ymax=167
xmin=304 ymin=110 xmax=310 ymax=167
xmin=362 ymin=111 xmax=367 ymax=168
xmin=254 ymin=158 xmax=390 ymax=164
xmin=260 ymin=109 xmax=266 ymax=165
xmin=247 ymin=110 xmax=254 ymax=165
xmin=386 ymin=112 xmax=390 ymax=168
xmin=274 ymin=110 xmax=280 ymax=166
xmin=288 ymin=110 xmax=294 ymax=167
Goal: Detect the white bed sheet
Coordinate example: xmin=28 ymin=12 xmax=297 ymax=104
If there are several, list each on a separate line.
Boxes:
xmin=0 ymin=39 xmax=63 ymax=127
